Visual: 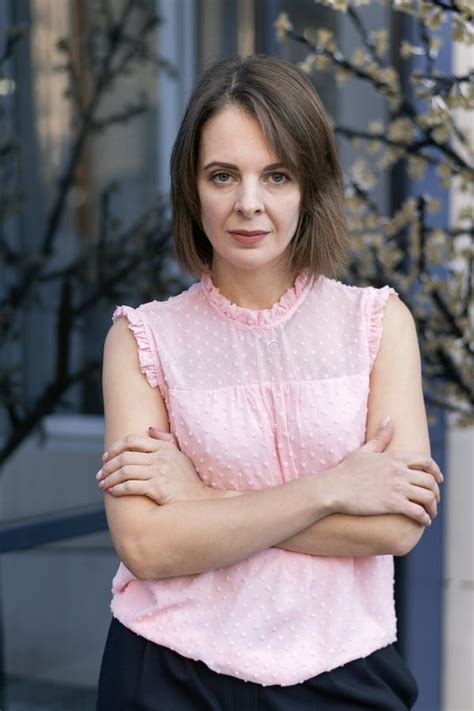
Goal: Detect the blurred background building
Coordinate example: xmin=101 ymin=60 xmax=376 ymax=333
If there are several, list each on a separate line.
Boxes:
xmin=0 ymin=1 xmax=472 ymax=710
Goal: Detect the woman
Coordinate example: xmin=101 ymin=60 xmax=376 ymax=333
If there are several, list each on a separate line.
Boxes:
xmin=95 ymin=54 xmax=443 ymax=710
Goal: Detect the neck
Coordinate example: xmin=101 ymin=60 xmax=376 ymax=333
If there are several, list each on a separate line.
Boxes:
xmin=208 ymin=265 xmax=299 ymax=310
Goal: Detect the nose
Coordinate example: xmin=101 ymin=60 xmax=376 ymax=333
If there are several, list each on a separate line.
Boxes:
xmin=234 ymin=179 xmax=264 ymax=216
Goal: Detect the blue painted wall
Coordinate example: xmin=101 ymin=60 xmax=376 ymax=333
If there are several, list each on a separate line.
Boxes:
xmin=393 ymin=11 xmax=451 ymax=711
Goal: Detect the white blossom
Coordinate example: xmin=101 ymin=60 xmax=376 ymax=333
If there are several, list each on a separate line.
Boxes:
xmin=273 ymin=12 xmax=293 ymax=42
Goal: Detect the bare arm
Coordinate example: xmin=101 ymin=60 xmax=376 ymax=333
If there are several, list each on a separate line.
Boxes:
xmin=267 ymin=293 xmax=430 ymax=558
xmin=102 ymin=317 xmax=336 ymax=581
xmin=270 ymin=512 xmax=404 ymax=557
xmin=136 ymin=474 xmax=335 ymax=579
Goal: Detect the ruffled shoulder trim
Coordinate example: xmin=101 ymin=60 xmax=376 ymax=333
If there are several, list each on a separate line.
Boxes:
xmin=365 ymin=285 xmax=400 ymax=371
xmin=112 ymin=304 xmax=164 ymax=391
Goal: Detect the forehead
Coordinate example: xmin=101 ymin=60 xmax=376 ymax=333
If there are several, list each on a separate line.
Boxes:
xmin=198 ymin=105 xmax=278 ymax=164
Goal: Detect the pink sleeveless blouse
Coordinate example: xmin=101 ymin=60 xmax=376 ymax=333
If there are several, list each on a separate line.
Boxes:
xmin=108 ymin=269 xmax=399 ymax=686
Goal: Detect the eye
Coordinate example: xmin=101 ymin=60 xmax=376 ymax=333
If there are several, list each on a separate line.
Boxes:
xmin=209 ymin=171 xmax=291 ymax=185
xmin=268 ymin=172 xmax=291 ymax=184
xmin=210 ymin=172 xmax=233 ymax=184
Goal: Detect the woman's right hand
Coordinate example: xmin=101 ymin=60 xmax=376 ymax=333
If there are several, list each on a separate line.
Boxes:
xmin=326 ymin=417 xmax=444 ymax=526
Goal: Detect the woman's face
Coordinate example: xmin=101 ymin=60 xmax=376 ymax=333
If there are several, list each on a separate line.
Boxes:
xmin=196 ymin=105 xmax=302 ymax=275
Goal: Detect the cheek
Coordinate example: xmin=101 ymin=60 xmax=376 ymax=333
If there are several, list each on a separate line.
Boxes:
xmin=200 ymin=194 xmax=231 ymax=226
xmin=198 ymin=194 xmax=215 ymax=224
xmin=274 ymin=196 xmax=301 ymax=227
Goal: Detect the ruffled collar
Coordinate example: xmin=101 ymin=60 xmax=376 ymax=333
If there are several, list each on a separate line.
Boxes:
xmin=200 ymin=269 xmax=313 ymax=327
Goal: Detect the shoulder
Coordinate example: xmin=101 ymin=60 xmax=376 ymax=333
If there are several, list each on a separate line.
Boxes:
xmin=372 ymin=290 xmax=420 ymax=377
xmin=104 ymin=280 xmax=201 ymax=388
xmin=376 ymin=291 xmax=416 ymax=342
xmin=320 ymin=275 xmax=396 ymax=303
xmin=124 ymin=282 xmax=200 ymax=314
xmin=320 ymin=275 xmax=365 ymax=301
xmin=322 ymin=277 xmax=416 ymax=369
xmin=144 ymin=280 xmax=201 ymax=314
xmin=109 ymin=279 xmax=200 ymax=331
xmin=321 ymin=276 xmax=408 ymax=321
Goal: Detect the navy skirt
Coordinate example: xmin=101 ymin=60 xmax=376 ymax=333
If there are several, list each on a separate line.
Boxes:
xmin=96 ymin=616 xmax=419 ymax=710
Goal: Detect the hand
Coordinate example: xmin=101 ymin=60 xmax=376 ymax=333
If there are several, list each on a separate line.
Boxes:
xmin=326 ymin=417 xmax=444 ymax=526
xmin=96 ymin=426 xmax=209 ymax=505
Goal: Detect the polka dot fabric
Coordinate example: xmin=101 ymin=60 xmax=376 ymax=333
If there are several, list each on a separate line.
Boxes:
xmin=109 ymin=269 xmax=400 ymax=687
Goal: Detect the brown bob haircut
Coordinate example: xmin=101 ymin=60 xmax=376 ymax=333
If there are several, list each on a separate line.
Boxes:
xmin=170 ymin=53 xmax=351 ymax=284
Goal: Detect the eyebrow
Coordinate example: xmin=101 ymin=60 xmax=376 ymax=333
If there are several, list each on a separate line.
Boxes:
xmin=202 ymin=161 xmax=288 ymax=172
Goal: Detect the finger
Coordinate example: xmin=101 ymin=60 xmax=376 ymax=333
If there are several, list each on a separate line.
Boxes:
xmin=408 ymin=460 xmax=444 ymax=486
xmin=105 ymin=479 xmax=151 ymax=497
xmin=362 ymin=417 xmax=393 ymax=452
xmin=397 ymin=452 xmax=444 ymax=483
xmin=401 ymin=501 xmax=432 ymax=526
xmin=105 ymin=433 xmax=165 ymax=462
xmin=409 ymin=485 xmax=438 ymax=519
xmin=149 ymin=427 xmax=178 ymax=447
xmin=99 ymin=464 xmax=150 ymax=490
xmin=97 ymin=451 xmax=151 ymax=481
xmin=419 ymin=456 xmax=443 ymax=483
xmin=410 ymin=471 xmax=440 ymax=503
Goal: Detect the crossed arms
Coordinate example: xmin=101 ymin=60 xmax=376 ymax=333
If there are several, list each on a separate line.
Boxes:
xmin=101 ymin=295 xmax=432 ymax=579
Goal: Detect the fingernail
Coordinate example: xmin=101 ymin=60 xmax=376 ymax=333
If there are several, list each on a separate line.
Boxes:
xmin=102 ymin=452 xmax=109 ymax=462
xmin=381 ymin=415 xmax=391 ymax=428
xmin=149 ymin=426 xmax=162 ymax=434
xmin=96 ymin=469 xmax=102 ymax=480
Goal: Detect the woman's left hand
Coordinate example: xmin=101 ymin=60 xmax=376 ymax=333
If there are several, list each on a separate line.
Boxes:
xmin=96 ymin=426 xmax=209 ymax=506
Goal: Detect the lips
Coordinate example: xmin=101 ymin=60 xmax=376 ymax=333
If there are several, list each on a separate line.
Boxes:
xmin=229 ymin=231 xmax=269 ymax=244
xmin=229 ymin=231 xmax=269 ymax=236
